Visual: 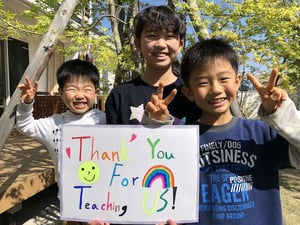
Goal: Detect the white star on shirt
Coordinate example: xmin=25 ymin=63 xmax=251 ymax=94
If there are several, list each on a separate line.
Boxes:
xmin=130 ymin=104 xmax=144 ymax=122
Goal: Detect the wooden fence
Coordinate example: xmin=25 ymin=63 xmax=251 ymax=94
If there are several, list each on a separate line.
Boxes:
xmin=33 ymin=93 xmax=104 ymax=118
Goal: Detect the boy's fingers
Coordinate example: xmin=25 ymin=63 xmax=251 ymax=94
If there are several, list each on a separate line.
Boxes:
xmin=17 ymin=84 xmax=25 ymax=89
xmin=247 ymin=68 xmax=280 ymax=94
xmin=24 ymin=76 xmax=31 ymax=84
xmin=163 ymin=89 xmax=177 ymax=106
xmin=246 ymin=74 xmax=262 ymax=91
xmin=88 ymin=218 xmax=109 ymax=225
xmin=151 ymin=94 xmax=160 ymax=106
xmin=157 ymin=82 xmax=164 ymax=100
xmin=145 ymin=102 xmax=158 ymax=116
xmin=24 ymin=76 xmax=33 ymax=89
xmin=271 ymin=88 xmax=287 ymax=102
xmin=266 ymin=68 xmax=279 ymax=90
xmin=33 ymin=81 xmax=39 ymax=90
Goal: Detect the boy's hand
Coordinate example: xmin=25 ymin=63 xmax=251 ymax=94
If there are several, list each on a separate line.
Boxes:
xmin=18 ymin=76 xmax=38 ymax=104
xmin=88 ymin=218 xmax=110 ymax=225
xmin=247 ymin=68 xmax=287 ymax=115
xmin=145 ymin=83 xmax=177 ymax=121
xmin=157 ymin=219 xmax=179 ymax=225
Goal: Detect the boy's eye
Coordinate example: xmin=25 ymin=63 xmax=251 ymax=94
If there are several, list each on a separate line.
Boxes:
xmin=65 ymin=87 xmax=76 ymax=92
xmin=220 ymin=77 xmax=230 ymax=82
xmin=198 ymin=82 xmax=208 ymax=87
xmin=196 ymin=80 xmax=208 ymax=87
xmin=64 ymin=86 xmax=95 ymax=93
xmin=84 ymin=87 xmax=94 ymax=92
xmin=167 ymin=33 xmax=176 ymax=38
xmin=146 ymin=33 xmax=156 ymax=39
xmin=193 ymin=76 xmax=209 ymax=87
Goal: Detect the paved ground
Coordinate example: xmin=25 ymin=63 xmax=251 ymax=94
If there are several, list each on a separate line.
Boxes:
xmin=0 ymin=130 xmax=56 ymax=225
xmin=0 ymin=184 xmax=61 ymax=225
xmin=279 ymin=168 xmax=300 ymax=225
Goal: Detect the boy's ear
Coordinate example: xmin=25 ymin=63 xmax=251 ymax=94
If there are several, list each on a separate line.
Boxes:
xmin=179 ymin=39 xmax=184 ymax=50
xmin=134 ymin=38 xmax=141 ymax=50
xmin=182 ymin=86 xmax=195 ymax=102
xmin=58 ymin=87 xmax=63 ymax=96
xmin=58 ymin=87 xmax=65 ymax=100
xmin=236 ymin=74 xmax=242 ymax=91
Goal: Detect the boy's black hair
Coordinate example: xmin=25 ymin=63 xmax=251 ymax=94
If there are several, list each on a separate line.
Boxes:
xmin=180 ymin=38 xmax=239 ymax=86
xmin=134 ymin=5 xmax=186 ymax=40
xmin=56 ymin=59 xmax=100 ymax=89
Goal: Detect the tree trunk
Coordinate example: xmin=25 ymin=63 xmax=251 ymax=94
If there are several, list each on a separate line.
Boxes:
xmin=108 ymin=0 xmax=123 ymax=85
xmin=184 ymin=0 xmax=209 ymax=40
xmin=0 ymin=0 xmax=80 ymax=151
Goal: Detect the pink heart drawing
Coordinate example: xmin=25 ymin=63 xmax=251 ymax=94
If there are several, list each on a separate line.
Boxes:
xmin=129 ymin=133 xmax=137 ymax=142
xmin=66 ymin=147 xmax=71 ymax=158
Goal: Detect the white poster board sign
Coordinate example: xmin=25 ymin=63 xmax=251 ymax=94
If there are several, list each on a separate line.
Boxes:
xmin=60 ymin=125 xmax=199 ymax=223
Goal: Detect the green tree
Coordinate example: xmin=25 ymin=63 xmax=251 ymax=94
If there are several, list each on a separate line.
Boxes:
xmin=105 ymin=0 xmax=300 ymax=94
xmin=1 ymin=0 xmax=299 ymax=95
xmin=181 ymin=0 xmax=300 ymax=92
xmin=0 ymin=0 xmax=117 ymax=82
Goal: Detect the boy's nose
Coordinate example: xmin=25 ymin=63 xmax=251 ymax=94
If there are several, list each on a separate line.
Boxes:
xmin=75 ymin=95 xmax=84 ymax=100
xmin=75 ymin=91 xmax=85 ymax=98
xmin=155 ymin=38 xmax=167 ymax=48
xmin=210 ymin=83 xmax=222 ymax=94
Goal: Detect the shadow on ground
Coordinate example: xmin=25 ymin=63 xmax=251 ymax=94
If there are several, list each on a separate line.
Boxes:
xmin=0 ymin=184 xmax=60 ymax=225
xmin=279 ymin=168 xmax=300 ymax=199
xmin=279 ymin=168 xmax=300 ymax=225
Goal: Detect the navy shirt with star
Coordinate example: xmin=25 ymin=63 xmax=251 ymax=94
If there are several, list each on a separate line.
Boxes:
xmin=105 ymin=76 xmax=201 ymax=124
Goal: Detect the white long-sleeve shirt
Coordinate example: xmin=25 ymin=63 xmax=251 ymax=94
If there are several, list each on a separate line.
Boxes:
xmin=259 ymin=97 xmax=300 ymax=168
xmin=15 ymin=101 xmax=106 ymax=185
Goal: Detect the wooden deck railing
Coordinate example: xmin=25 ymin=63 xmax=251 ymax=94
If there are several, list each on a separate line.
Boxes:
xmin=33 ymin=93 xmax=105 ymax=118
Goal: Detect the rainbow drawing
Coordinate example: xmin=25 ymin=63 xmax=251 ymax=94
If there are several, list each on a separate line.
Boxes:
xmin=142 ymin=165 xmax=175 ymax=188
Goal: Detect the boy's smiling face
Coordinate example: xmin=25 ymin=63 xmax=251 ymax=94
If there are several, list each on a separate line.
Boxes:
xmin=59 ymin=76 xmax=97 ymax=114
xmin=183 ymin=58 xmax=242 ymax=125
xmin=134 ymin=25 xmax=184 ymax=71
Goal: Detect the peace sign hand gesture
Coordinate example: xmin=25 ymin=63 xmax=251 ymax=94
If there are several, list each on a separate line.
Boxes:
xmin=247 ymin=68 xmax=287 ymax=115
xmin=18 ymin=76 xmax=39 ymax=104
xmin=145 ymin=83 xmax=177 ymax=121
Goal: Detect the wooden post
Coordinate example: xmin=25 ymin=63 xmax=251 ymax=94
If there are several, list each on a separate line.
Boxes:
xmin=0 ymin=0 xmax=79 ymax=150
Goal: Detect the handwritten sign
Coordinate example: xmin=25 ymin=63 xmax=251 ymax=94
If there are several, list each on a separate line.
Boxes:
xmin=60 ymin=125 xmax=199 ymax=223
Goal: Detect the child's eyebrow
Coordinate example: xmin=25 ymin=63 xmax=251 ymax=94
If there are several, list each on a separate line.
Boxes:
xmin=216 ymin=70 xmax=234 ymax=76
xmin=144 ymin=27 xmax=158 ymax=33
xmin=193 ymin=74 xmax=208 ymax=80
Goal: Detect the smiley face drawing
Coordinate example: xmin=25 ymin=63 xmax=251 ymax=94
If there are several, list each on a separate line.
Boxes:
xmin=78 ymin=161 xmax=100 ymax=184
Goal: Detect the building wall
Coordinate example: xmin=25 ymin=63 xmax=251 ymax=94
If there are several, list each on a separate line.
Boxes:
xmin=0 ymin=0 xmax=64 ymax=116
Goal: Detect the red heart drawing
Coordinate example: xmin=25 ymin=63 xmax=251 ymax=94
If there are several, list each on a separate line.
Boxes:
xmin=129 ymin=133 xmax=137 ymax=142
xmin=66 ymin=147 xmax=71 ymax=158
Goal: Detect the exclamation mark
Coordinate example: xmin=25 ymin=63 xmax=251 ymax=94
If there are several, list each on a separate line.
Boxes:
xmin=172 ymin=186 xmax=177 ymax=209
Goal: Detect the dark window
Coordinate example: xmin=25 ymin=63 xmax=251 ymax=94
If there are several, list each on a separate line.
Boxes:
xmin=8 ymin=38 xmax=29 ymax=95
xmin=0 ymin=38 xmax=29 ymax=116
